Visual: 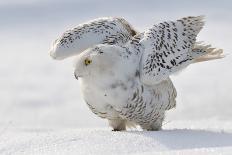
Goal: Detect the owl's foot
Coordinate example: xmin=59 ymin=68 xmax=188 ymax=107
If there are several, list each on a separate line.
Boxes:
xmin=108 ymin=119 xmax=126 ymax=131
xmin=112 ymin=129 xmax=122 ymax=131
xmin=146 ymin=126 xmax=162 ymax=131
xmin=140 ymin=115 xmax=164 ymax=131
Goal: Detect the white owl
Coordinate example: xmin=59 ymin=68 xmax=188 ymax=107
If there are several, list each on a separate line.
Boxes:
xmin=49 ymin=16 xmax=224 ymax=131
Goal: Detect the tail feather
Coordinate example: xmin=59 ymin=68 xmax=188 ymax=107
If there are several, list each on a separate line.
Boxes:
xmin=192 ymin=43 xmax=224 ymax=63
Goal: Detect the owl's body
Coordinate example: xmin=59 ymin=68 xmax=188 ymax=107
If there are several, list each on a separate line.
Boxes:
xmin=78 ymin=45 xmax=176 ymax=130
xmin=50 ymin=16 xmax=223 ymax=131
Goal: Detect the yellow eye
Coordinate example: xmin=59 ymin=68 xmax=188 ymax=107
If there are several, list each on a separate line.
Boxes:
xmin=84 ymin=58 xmax=92 ymax=66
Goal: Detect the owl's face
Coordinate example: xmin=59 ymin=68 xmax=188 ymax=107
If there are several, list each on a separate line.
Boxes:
xmin=74 ymin=44 xmax=121 ymax=80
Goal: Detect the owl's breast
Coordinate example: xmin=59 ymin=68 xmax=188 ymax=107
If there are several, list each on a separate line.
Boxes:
xmin=79 ymin=77 xmax=132 ymax=119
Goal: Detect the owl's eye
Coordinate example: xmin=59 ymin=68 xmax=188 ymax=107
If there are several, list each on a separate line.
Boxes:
xmin=84 ymin=58 xmax=92 ymax=66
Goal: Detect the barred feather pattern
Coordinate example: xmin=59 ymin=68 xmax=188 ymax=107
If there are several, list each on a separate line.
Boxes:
xmin=50 ymin=16 xmax=224 ymax=131
xmin=139 ymin=16 xmax=206 ymax=85
xmin=50 ymin=17 xmax=137 ymax=59
xmin=116 ymin=78 xmax=176 ymax=129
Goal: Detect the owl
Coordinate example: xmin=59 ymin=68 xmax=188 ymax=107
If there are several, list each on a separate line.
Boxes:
xmin=50 ymin=16 xmax=223 ymax=131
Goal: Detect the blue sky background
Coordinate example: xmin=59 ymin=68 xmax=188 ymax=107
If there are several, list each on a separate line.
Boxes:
xmin=0 ymin=0 xmax=232 ymax=128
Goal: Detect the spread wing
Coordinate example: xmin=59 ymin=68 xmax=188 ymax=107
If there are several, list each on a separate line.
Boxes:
xmin=49 ymin=17 xmax=137 ymax=60
xmin=139 ymin=16 xmax=215 ymax=85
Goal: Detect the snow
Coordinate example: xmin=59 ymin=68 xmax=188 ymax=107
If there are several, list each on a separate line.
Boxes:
xmin=1 ymin=123 xmax=232 ymax=155
xmin=1 ymin=0 xmax=232 ymax=154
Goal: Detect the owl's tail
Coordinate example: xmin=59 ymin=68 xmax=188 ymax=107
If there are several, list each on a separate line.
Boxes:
xmin=192 ymin=42 xmax=224 ymax=63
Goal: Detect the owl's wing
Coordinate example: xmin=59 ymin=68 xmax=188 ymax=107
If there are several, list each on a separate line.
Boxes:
xmin=49 ymin=17 xmax=137 ymax=60
xmin=138 ymin=16 xmax=223 ymax=85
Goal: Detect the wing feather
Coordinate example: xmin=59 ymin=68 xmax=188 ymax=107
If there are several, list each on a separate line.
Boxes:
xmin=139 ymin=16 xmax=213 ymax=85
xmin=50 ymin=17 xmax=137 ymax=60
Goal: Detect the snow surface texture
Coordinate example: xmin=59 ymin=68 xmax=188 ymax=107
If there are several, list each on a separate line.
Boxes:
xmin=1 ymin=0 xmax=232 ymax=154
xmin=1 ymin=122 xmax=232 ymax=155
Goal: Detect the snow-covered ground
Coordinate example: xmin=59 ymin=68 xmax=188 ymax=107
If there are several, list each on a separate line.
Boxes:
xmin=1 ymin=0 xmax=232 ymax=154
xmin=1 ymin=121 xmax=232 ymax=154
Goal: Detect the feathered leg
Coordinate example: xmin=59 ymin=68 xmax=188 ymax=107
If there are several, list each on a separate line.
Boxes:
xmin=108 ymin=119 xmax=126 ymax=131
xmin=140 ymin=114 xmax=165 ymax=131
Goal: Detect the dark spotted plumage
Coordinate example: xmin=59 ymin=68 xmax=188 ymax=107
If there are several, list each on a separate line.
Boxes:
xmin=50 ymin=17 xmax=137 ymax=59
xmin=50 ymin=16 xmax=224 ymax=131
xmin=139 ymin=16 xmax=207 ymax=85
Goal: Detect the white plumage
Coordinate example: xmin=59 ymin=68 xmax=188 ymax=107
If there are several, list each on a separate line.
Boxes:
xmin=49 ymin=16 xmax=224 ymax=131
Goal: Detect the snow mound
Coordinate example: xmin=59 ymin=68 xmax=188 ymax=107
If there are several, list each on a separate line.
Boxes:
xmin=1 ymin=128 xmax=232 ymax=155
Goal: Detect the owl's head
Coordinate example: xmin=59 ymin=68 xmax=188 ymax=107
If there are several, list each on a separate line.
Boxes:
xmin=74 ymin=44 xmax=122 ymax=80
